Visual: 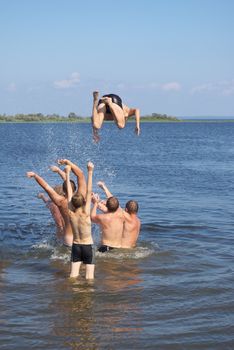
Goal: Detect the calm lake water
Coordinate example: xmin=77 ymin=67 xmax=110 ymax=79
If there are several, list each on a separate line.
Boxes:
xmin=0 ymin=122 xmax=234 ymax=350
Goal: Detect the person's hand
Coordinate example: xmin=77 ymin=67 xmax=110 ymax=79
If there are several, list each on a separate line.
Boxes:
xmin=93 ymin=127 xmax=100 ymax=143
xmin=93 ymin=91 xmax=99 ymax=100
xmin=91 ymin=193 xmax=100 ymax=204
xmin=135 ymin=125 xmax=140 ymax=136
xmin=97 ymin=181 xmax=105 ymax=189
xmin=87 ymin=161 xmax=94 ymax=171
xmin=93 ymin=135 xmax=100 ymax=143
xmin=57 ymin=159 xmax=72 ymax=166
xmin=101 ymin=96 xmax=112 ymax=105
xmin=26 ymin=171 xmax=35 ymax=178
xmin=65 ymin=165 xmax=71 ymax=173
xmin=50 ymin=165 xmax=60 ymax=173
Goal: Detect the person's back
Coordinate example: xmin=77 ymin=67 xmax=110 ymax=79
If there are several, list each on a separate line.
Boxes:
xmin=66 ymin=162 xmax=95 ymax=279
xmin=91 ymin=196 xmax=124 ymax=250
xmin=121 ymin=200 xmax=141 ymax=249
xmin=69 ymin=193 xmax=93 ymax=245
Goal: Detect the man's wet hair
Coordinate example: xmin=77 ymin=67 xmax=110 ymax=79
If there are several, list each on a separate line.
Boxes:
xmin=53 ymin=185 xmax=64 ymax=196
xmin=62 ymin=180 xmax=76 ymax=195
xmin=71 ymin=193 xmax=85 ymax=209
xmin=106 ymin=196 xmax=119 ymax=212
xmin=125 ymin=200 xmax=139 ymax=214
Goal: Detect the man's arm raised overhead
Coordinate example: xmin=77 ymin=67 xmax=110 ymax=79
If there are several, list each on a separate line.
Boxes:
xmin=26 ymin=172 xmax=64 ymax=206
xmin=58 ymin=159 xmax=86 ymax=197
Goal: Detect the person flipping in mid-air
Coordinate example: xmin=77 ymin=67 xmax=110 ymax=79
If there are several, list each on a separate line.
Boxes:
xmin=91 ymin=91 xmax=141 ymax=142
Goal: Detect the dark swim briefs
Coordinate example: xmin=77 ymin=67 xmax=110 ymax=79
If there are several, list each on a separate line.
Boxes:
xmin=71 ymin=243 xmax=95 ymax=264
xmin=98 ymin=94 xmax=123 ymax=114
xmin=97 ymin=245 xmax=115 ymax=253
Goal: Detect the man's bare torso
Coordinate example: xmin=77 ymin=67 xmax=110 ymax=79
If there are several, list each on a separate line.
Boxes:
xmin=69 ymin=209 xmax=93 ymax=245
xmin=99 ymin=209 xmax=124 ymax=248
xmin=121 ymin=214 xmax=141 ymax=248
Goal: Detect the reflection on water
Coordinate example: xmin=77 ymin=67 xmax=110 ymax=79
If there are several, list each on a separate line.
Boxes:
xmin=46 ymin=260 xmax=144 ymax=350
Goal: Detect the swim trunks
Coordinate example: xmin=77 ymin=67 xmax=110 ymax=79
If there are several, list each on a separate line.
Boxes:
xmin=98 ymin=94 xmax=123 ymax=114
xmin=98 ymin=245 xmax=115 ymax=253
xmin=71 ymin=243 xmax=95 ymax=264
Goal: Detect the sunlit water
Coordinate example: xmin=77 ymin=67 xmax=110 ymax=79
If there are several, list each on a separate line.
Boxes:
xmin=0 ymin=122 xmax=234 ymax=349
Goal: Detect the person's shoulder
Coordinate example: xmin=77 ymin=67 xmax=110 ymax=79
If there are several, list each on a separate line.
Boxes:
xmin=59 ymin=196 xmax=68 ymax=206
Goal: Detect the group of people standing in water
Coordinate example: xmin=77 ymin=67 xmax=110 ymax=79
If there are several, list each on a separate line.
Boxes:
xmin=27 ymin=92 xmax=141 ymax=280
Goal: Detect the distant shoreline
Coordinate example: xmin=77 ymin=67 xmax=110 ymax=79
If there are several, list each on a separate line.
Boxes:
xmin=1 ymin=112 xmax=234 ymax=124
xmin=1 ymin=118 xmax=234 ymax=124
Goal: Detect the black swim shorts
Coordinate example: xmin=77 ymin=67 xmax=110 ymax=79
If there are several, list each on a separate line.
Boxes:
xmin=98 ymin=94 xmax=123 ymax=114
xmin=71 ymin=243 xmax=95 ymax=264
xmin=98 ymin=245 xmax=115 ymax=253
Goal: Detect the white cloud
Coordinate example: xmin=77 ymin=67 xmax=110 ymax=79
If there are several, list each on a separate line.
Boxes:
xmin=53 ymin=72 xmax=80 ymax=89
xmin=191 ymin=80 xmax=234 ymax=96
xmin=161 ymin=82 xmax=181 ymax=91
xmin=6 ymin=82 xmax=16 ymax=92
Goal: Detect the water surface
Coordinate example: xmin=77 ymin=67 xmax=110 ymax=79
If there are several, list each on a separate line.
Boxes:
xmin=0 ymin=122 xmax=234 ymax=349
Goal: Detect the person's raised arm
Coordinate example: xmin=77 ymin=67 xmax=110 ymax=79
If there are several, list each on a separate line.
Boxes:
xmin=50 ymin=166 xmax=66 ymax=181
xmin=64 ymin=165 xmax=73 ymax=203
xmin=97 ymin=181 xmax=113 ymax=198
xmin=58 ymin=159 xmax=86 ymax=197
xmin=26 ymin=172 xmax=63 ymax=206
xmin=84 ymin=162 xmax=94 ymax=215
xmin=97 ymin=199 xmax=108 ymax=213
xmin=91 ymin=193 xmax=102 ymax=223
xmin=128 ymin=108 xmax=140 ymax=136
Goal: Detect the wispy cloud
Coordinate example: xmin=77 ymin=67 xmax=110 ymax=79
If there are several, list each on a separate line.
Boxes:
xmin=131 ymin=81 xmax=181 ymax=91
xmin=161 ymin=82 xmax=181 ymax=91
xmin=191 ymin=80 xmax=234 ymax=96
xmin=53 ymin=72 xmax=80 ymax=89
xmin=6 ymin=82 xmax=17 ymax=92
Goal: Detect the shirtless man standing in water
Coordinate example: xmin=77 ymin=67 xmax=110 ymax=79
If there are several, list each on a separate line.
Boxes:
xmin=26 ymin=159 xmax=86 ymax=247
xmin=97 ymin=182 xmax=141 ymax=249
xmin=91 ymin=193 xmax=124 ymax=252
xmin=66 ymin=162 xmax=95 ymax=279
xmin=91 ymin=91 xmax=141 ymax=142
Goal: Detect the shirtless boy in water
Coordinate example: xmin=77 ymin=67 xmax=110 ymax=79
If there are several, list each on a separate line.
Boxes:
xmin=65 ymin=162 xmax=95 ymax=279
xmin=97 ymin=182 xmax=141 ymax=248
xmin=26 ymin=159 xmax=86 ymax=247
xmin=92 ymin=91 xmax=141 ymax=142
xmin=91 ymin=193 xmax=124 ymax=252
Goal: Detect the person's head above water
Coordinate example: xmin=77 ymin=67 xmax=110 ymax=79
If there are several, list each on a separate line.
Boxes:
xmin=53 ymin=184 xmax=64 ymax=196
xmin=62 ymin=180 xmax=76 ymax=196
xmin=125 ymin=200 xmax=139 ymax=214
xmin=106 ymin=196 xmax=119 ymax=212
xmin=71 ymin=193 xmax=85 ymax=209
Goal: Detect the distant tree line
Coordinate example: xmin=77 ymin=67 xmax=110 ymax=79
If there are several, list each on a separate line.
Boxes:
xmin=0 ymin=113 xmax=90 ymax=122
xmin=0 ymin=112 xmax=179 ymax=122
xmin=141 ymin=113 xmax=179 ymax=121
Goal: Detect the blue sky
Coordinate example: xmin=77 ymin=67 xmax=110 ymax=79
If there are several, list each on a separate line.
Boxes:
xmin=0 ymin=0 xmax=234 ymax=116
